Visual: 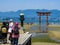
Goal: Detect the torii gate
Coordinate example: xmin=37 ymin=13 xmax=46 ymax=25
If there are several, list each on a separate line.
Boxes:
xmin=37 ymin=12 xmax=51 ymax=32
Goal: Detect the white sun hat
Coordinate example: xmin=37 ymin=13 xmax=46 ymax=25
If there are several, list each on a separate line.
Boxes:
xmin=10 ymin=19 xmax=13 ymax=21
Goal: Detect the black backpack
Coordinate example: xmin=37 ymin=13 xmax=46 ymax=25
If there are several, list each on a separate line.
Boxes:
xmin=12 ymin=26 xmax=19 ymax=34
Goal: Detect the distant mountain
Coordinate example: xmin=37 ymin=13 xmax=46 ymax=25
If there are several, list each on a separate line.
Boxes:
xmin=0 ymin=9 xmax=60 ymax=19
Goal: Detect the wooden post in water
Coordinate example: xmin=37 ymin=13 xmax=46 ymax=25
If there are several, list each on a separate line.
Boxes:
xmin=39 ymin=15 xmax=41 ymax=32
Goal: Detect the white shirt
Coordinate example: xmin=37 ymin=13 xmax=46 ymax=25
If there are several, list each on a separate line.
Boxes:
xmin=9 ymin=22 xmax=13 ymax=28
xmin=8 ymin=22 xmax=13 ymax=33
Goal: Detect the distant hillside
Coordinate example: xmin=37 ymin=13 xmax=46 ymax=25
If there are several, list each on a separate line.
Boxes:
xmin=0 ymin=9 xmax=60 ymax=19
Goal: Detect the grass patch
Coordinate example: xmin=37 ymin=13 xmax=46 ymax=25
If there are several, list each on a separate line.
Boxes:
xmin=48 ymin=25 xmax=60 ymax=28
xmin=32 ymin=35 xmax=59 ymax=43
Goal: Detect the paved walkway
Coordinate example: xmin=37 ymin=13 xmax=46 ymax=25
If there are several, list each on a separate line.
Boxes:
xmin=0 ymin=42 xmax=60 ymax=45
xmin=32 ymin=42 xmax=60 ymax=45
xmin=0 ymin=30 xmax=60 ymax=45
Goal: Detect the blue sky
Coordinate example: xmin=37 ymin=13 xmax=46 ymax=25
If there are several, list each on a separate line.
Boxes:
xmin=0 ymin=0 xmax=60 ymax=11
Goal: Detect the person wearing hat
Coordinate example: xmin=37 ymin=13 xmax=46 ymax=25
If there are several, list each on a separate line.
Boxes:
xmin=8 ymin=19 xmax=13 ymax=33
xmin=10 ymin=22 xmax=20 ymax=45
xmin=8 ymin=19 xmax=14 ymax=43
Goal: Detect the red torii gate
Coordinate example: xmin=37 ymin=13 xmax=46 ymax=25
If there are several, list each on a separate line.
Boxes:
xmin=37 ymin=12 xmax=51 ymax=32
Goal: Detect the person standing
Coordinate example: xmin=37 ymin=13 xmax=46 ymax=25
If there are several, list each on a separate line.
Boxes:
xmin=10 ymin=22 xmax=19 ymax=45
xmin=1 ymin=22 xmax=7 ymax=43
xmin=8 ymin=19 xmax=13 ymax=33
xmin=5 ymin=20 xmax=9 ymax=30
xmin=8 ymin=19 xmax=14 ymax=43
xmin=0 ymin=26 xmax=2 ymax=39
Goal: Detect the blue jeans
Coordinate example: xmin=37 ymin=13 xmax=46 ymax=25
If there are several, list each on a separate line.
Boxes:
xmin=11 ymin=38 xmax=18 ymax=45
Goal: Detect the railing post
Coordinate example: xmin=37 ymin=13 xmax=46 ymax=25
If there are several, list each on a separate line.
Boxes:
xmin=26 ymin=37 xmax=31 ymax=45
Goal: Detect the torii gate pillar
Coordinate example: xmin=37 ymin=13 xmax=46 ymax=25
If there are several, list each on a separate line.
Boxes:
xmin=37 ymin=12 xmax=51 ymax=32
